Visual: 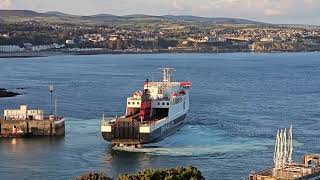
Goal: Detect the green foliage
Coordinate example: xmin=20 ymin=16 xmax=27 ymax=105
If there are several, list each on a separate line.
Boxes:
xmin=74 ymin=172 xmax=112 ymax=180
xmin=158 ymin=38 xmax=179 ymax=49
xmin=117 ymin=166 xmax=204 ymax=180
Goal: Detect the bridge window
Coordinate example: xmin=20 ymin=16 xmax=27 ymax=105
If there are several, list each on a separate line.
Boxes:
xmin=162 ymin=102 xmax=165 ymax=105
xmin=128 ymin=102 xmax=131 ymax=105
xmin=167 ymin=102 xmax=169 ymax=105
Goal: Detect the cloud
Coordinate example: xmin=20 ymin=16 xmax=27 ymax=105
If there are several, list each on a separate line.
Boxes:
xmin=0 ymin=0 xmax=12 ymax=9
xmin=172 ymin=0 xmax=184 ymax=11
xmin=264 ymin=8 xmax=285 ymax=16
xmin=4 ymin=0 xmax=320 ymax=24
xmin=304 ymin=0 xmax=314 ymax=4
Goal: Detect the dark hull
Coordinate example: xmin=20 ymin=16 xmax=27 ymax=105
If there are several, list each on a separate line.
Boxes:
xmin=102 ymin=113 xmax=187 ymax=145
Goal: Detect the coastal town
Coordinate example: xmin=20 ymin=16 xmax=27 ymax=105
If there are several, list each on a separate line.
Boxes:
xmin=1 ymin=11 xmax=320 ymax=56
xmin=1 ymin=0 xmax=320 ymax=178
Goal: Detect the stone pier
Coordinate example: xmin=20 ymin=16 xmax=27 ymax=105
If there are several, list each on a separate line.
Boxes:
xmin=0 ymin=119 xmax=65 ymax=137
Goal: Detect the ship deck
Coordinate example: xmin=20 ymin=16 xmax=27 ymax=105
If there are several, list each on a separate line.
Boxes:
xmin=122 ymin=114 xmax=167 ymax=125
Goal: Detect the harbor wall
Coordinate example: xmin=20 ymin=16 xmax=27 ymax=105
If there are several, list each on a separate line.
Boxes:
xmin=0 ymin=119 xmax=64 ymax=137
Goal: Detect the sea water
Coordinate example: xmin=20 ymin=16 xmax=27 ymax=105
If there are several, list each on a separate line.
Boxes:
xmin=0 ymin=53 xmax=320 ymax=179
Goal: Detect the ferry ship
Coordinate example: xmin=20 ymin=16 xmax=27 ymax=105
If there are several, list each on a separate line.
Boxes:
xmin=101 ymin=68 xmax=191 ymax=147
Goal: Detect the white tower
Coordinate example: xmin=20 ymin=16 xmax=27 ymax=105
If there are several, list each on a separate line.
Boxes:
xmin=273 ymin=125 xmax=294 ymax=172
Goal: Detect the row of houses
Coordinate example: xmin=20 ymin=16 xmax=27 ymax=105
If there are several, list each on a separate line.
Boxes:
xmin=0 ymin=45 xmax=25 ymax=52
xmin=0 ymin=43 xmax=65 ymax=53
xmin=187 ymin=36 xmax=227 ymax=43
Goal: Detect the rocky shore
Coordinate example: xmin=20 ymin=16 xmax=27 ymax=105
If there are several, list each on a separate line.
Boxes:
xmin=1 ymin=47 xmax=319 ymax=59
xmin=74 ymin=166 xmax=204 ymax=180
xmin=252 ymin=42 xmax=320 ymax=52
xmin=0 ymin=88 xmax=21 ymax=98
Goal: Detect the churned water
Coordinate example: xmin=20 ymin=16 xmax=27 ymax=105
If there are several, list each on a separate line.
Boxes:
xmin=0 ymin=53 xmax=320 ymax=180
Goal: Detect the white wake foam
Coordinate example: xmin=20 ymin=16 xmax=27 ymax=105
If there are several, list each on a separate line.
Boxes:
xmin=111 ymin=125 xmax=277 ymax=156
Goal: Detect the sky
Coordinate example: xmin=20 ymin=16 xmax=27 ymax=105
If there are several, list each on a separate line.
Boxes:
xmin=0 ymin=0 xmax=319 ymax=24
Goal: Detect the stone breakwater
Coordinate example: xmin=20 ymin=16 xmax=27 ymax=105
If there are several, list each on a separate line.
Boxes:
xmin=0 ymin=119 xmax=65 ymax=137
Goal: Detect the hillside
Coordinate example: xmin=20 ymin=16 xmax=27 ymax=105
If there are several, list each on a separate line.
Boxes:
xmin=0 ymin=10 xmax=48 ymax=17
xmin=163 ymin=15 xmax=263 ymax=24
xmin=0 ymin=10 xmax=266 ymax=25
xmin=44 ymin=11 xmax=71 ymax=16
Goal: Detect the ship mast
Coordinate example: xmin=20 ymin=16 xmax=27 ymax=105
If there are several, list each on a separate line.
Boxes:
xmin=159 ymin=68 xmax=176 ymax=85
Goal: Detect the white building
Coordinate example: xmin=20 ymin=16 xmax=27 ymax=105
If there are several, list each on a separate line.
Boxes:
xmin=187 ymin=36 xmax=226 ymax=43
xmin=0 ymin=34 xmax=9 ymax=38
xmin=260 ymin=37 xmax=274 ymax=42
xmin=65 ymin=39 xmax=75 ymax=45
xmin=32 ymin=44 xmax=55 ymax=51
xmin=0 ymin=45 xmax=25 ymax=52
xmin=4 ymin=105 xmax=44 ymax=120
xmin=109 ymin=35 xmax=118 ymax=41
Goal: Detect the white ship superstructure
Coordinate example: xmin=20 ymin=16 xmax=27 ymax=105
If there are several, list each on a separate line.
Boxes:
xmin=101 ymin=68 xmax=191 ymax=146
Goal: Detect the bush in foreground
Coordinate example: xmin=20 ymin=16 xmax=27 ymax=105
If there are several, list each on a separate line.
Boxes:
xmin=74 ymin=172 xmax=112 ymax=180
xmin=75 ymin=166 xmax=204 ymax=180
xmin=118 ymin=166 xmax=204 ymax=180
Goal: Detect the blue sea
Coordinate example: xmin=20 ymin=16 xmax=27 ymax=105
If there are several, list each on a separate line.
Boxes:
xmin=0 ymin=53 xmax=320 ymax=180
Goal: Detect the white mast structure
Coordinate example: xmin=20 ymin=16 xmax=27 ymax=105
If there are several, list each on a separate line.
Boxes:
xmin=288 ymin=125 xmax=293 ymax=165
xmin=283 ymin=128 xmax=288 ymax=167
xmin=273 ymin=130 xmax=279 ymax=169
xmin=158 ymin=68 xmax=176 ymax=85
xmin=49 ymin=85 xmax=54 ymax=115
xmin=273 ymin=126 xmax=294 ymax=171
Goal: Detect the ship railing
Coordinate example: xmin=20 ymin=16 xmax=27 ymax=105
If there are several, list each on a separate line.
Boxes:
xmin=101 ymin=117 xmax=116 ymax=125
xmin=44 ymin=114 xmax=64 ymax=121
xmin=128 ymin=97 xmax=142 ymax=100
xmin=155 ymin=96 xmax=170 ymax=101
xmin=140 ymin=117 xmax=167 ymax=127
xmin=251 ymin=167 xmax=273 ymax=176
xmin=52 ymin=116 xmax=64 ymax=121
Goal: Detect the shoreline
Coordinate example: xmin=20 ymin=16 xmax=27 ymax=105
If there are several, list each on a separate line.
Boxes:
xmin=0 ymin=49 xmax=319 ymax=59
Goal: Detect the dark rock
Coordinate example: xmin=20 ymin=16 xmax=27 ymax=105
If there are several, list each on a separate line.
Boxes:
xmin=0 ymin=88 xmax=21 ymax=98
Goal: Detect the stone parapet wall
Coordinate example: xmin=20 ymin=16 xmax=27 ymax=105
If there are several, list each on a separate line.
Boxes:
xmin=0 ymin=119 xmax=64 ymax=137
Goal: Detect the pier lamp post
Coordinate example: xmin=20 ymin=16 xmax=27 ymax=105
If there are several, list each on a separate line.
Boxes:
xmin=49 ymin=85 xmax=54 ymax=115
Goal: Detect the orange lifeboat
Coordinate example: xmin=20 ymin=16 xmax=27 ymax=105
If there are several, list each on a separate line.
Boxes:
xmin=171 ymin=92 xmax=178 ymax=98
xmin=133 ymin=90 xmax=142 ymax=98
xmin=180 ymin=82 xmax=192 ymax=87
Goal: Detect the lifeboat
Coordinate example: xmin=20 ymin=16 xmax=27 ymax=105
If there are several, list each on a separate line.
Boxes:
xmin=171 ymin=92 xmax=178 ymax=99
xmin=133 ymin=90 xmax=143 ymax=98
xmin=180 ymin=82 xmax=192 ymax=88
